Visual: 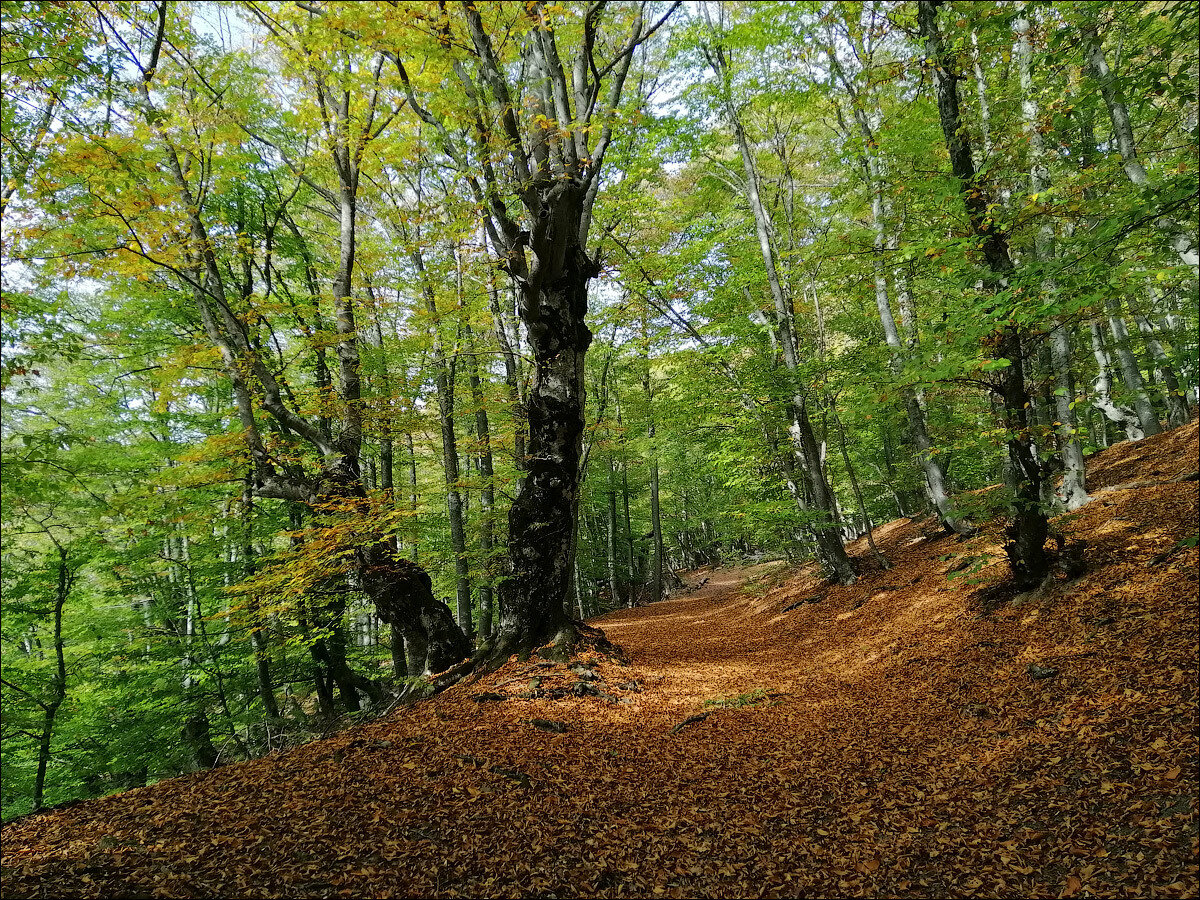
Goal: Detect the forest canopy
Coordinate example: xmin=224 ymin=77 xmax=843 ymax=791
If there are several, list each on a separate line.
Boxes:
xmin=2 ymin=0 xmax=1196 ymax=819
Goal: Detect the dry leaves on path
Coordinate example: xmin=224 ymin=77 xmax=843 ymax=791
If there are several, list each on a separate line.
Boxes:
xmin=2 ymin=423 xmax=1197 ymax=899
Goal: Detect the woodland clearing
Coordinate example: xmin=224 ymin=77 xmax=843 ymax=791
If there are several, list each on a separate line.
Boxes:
xmin=2 ymin=422 xmax=1197 ymax=899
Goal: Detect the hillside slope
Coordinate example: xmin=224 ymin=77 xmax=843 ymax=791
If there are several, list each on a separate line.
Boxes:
xmin=2 ymin=423 xmax=1197 ymax=899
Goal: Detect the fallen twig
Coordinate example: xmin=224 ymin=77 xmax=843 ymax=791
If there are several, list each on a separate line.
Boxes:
xmin=671 ymin=712 xmax=710 ymax=734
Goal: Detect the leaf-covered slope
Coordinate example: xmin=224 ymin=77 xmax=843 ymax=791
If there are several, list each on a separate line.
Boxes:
xmin=2 ymin=423 xmax=1197 ymax=899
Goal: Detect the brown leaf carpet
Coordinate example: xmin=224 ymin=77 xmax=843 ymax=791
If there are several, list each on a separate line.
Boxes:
xmin=2 ymin=422 xmax=1197 ymax=899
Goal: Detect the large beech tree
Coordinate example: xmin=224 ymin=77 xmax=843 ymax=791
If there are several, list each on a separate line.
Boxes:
xmin=385 ymin=1 xmax=679 ymax=657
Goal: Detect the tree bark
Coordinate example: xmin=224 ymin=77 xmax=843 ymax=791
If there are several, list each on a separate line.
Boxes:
xmin=131 ymin=29 xmax=471 ymax=692
xmin=390 ymin=627 xmax=408 ymax=678
xmin=485 ymin=251 xmax=527 ymax=471
xmin=832 ymin=412 xmax=888 ymax=569
xmin=918 ymin=0 xmax=1049 ymax=590
xmin=1134 ymin=295 xmax=1191 ymax=427
xmin=607 ymin=456 xmax=620 ymax=607
xmin=648 ymin=449 xmax=665 ymax=605
xmin=1015 ymin=7 xmax=1089 ymax=511
xmin=1106 ymin=299 xmax=1161 ymax=436
xmin=491 ymin=210 xmax=596 ymax=654
xmin=408 ymin=245 xmax=473 ymax=640
xmin=618 ymin=396 xmax=638 ymax=600
xmin=31 ymin=544 xmax=71 ymax=811
xmin=829 ymin=40 xmax=968 ymax=534
xmin=406 ymin=432 xmax=420 ymax=563
xmin=464 ymin=320 xmax=497 ymax=640
xmin=1089 ymin=320 xmax=1144 ymax=440
xmin=363 ymin=283 xmax=397 ymax=529
xmin=241 ymin=477 xmax=279 ymax=719
xmin=423 ymin=1 xmax=661 ymax=659
xmin=1081 ymin=21 xmax=1199 ymax=272
xmin=365 ymin=548 xmax=469 ymax=677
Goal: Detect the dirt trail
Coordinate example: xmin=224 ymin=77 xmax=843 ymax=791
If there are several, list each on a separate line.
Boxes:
xmin=594 ymin=562 xmax=796 ymax=709
xmin=2 ymin=423 xmax=1197 ymax=899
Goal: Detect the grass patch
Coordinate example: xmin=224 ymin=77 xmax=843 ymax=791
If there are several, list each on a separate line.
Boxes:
xmin=740 ymin=564 xmax=792 ymax=598
xmin=703 ymin=688 xmax=769 ymax=709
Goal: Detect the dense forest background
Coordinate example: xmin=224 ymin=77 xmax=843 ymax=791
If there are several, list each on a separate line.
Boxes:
xmin=2 ymin=0 xmax=1196 ymax=820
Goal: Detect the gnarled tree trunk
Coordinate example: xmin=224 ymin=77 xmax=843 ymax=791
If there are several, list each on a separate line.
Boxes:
xmin=365 ymin=549 xmax=470 ymax=676
xmin=493 ymin=209 xmax=596 ymax=655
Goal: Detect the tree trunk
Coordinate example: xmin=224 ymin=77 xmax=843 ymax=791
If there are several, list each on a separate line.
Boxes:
xmin=308 ymin=598 xmax=372 ymax=713
xmin=32 ymin=545 xmax=71 ymax=811
xmin=292 ymin=510 xmax=337 ymax=718
xmin=969 ymin=29 xmax=993 ymax=159
xmin=828 ymin=36 xmax=966 ymax=533
xmin=414 ymin=1 xmax=652 ymax=661
xmin=616 ymin=395 xmax=638 ymax=598
xmin=366 ymin=547 xmax=469 ymax=677
xmin=648 ymin=450 xmax=664 ymax=605
xmin=1134 ymin=297 xmax=1190 ymax=427
xmin=1106 ymin=299 xmax=1161 ymax=436
xmin=919 ymin=0 xmax=1049 ymax=590
xmin=703 ymin=15 xmax=855 ymax=582
xmin=241 ymin=476 xmax=279 ymax=719
xmin=866 ymin=160 xmax=965 ymax=530
xmin=410 ymin=247 xmax=473 ymax=640
xmin=181 ymin=712 xmax=218 ymax=772
xmin=607 ymin=457 xmax=620 ymax=607
xmin=832 ymin=413 xmax=888 ymax=569
xmin=574 ymin=553 xmax=588 ymax=620
xmin=390 ymin=627 xmax=408 ymax=678
xmin=1081 ymin=22 xmax=1199 ymax=272
xmin=1049 ymin=325 xmax=1090 ymax=510
xmin=485 ymin=256 xmax=527 ymax=470
xmin=644 ymin=340 xmax=665 ymax=605
xmin=492 ymin=199 xmax=596 ymax=656
xmin=406 ymin=431 xmax=420 ymax=563
xmin=364 ymin=283 xmax=397 ymax=536
xmin=132 ymin=21 xmax=463 ymax=704
xmin=464 ymin=320 xmax=497 ymax=640
xmin=1016 ymin=7 xmax=1088 ymax=511
xmin=1089 ymin=320 xmax=1144 ymax=440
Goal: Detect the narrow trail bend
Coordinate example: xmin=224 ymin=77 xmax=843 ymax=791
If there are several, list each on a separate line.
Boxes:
xmin=2 ymin=423 xmax=1197 ymax=899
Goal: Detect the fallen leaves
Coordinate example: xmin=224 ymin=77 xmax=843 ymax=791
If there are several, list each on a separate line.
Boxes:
xmin=2 ymin=424 xmax=1197 ymax=899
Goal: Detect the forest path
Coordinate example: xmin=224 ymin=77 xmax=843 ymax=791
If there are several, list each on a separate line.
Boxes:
xmin=2 ymin=422 xmax=1197 ymax=899
xmin=589 ymin=561 xmax=801 ymax=714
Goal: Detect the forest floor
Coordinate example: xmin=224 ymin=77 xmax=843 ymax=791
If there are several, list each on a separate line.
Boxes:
xmin=2 ymin=422 xmax=1198 ymax=899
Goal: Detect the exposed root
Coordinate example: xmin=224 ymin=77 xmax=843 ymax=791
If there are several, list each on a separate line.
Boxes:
xmin=543 ymin=621 xmax=625 ymax=664
xmin=420 ymin=621 xmax=624 ymax=699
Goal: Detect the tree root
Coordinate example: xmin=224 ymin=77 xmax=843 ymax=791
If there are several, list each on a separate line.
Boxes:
xmin=420 ymin=620 xmax=624 ymax=699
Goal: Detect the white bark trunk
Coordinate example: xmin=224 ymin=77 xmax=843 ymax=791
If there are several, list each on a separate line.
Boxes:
xmin=1083 ymin=25 xmax=1200 ymax=272
xmin=1089 ymin=320 xmax=1145 ymax=440
xmin=1016 ymin=7 xmax=1088 ymax=511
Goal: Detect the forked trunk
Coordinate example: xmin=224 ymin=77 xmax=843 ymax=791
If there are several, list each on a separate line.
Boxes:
xmin=365 ymin=547 xmax=470 ymax=677
xmin=1089 ymin=320 xmax=1145 ymax=440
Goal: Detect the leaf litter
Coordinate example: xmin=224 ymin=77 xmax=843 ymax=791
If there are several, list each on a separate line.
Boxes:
xmin=2 ymin=422 xmax=1197 ymax=899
